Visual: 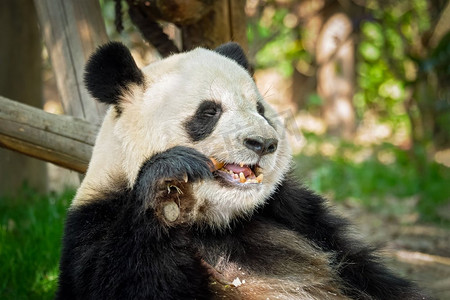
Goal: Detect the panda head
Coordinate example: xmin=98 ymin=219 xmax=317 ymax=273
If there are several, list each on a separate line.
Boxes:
xmin=77 ymin=42 xmax=291 ymax=228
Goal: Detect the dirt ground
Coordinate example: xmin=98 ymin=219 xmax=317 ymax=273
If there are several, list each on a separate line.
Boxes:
xmin=338 ymin=201 xmax=450 ymax=299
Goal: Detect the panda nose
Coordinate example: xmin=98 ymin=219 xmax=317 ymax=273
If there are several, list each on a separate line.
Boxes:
xmin=243 ymin=136 xmax=278 ymax=156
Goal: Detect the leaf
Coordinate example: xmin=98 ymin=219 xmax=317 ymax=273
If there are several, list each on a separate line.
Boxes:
xmin=359 ymin=41 xmax=381 ymax=61
xmin=361 ymin=22 xmax=384 ymax=46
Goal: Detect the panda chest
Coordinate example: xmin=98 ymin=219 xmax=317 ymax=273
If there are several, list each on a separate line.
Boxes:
xmin=196 ymin=221 xmax=349 ymax=300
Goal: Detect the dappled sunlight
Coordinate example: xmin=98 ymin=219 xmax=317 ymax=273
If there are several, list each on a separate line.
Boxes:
xmin=43 ymin=100 xmax=64 ymax=115
xmin=376 ymin=149 xmax=396 ymax=165
xmin=434 ymin=149 xmax=450 ymax=167
xmin=355 ymin=113 xmax=393 ymax=146
xmin=316 ymin=13 xmax=352 ymax=64
xmin=318 ymin=142 xmax=337 ymax=157
xmin=283 ymin=13 xmax=298 ymax=29
xmin=295 ymin=112 xmax=326 ymax=135
xmin=343 ymin=148 xmax=374 ymax=164
xmin=391 ymin=250 xmax=450 ymax=266
xmin=254 ymin=68 xmax=293 ymax=111
xmin=32 ymin=265 xmax=59 ymax=295
xmin=378 ymin=79 xmax=405 ymax=100
xmin=286 ymin=109 xmax=405 ymax=162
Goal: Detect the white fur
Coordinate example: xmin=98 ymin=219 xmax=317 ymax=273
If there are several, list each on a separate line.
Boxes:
xmin=74 ymin=48 xmax=292 ymax=228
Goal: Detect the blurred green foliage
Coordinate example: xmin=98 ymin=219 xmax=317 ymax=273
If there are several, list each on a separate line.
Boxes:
xmin=248 ymin=7 xmax=309 ymax=77
xmin=248 ymin=0 xmax=450 ymax=221
xmin=294 ymin=133 xmax=450 ymax=225
xmin=248 ymin=0 xmax=449 ymax=136
xmin=355 ymin=0 xmax=431 ymax=125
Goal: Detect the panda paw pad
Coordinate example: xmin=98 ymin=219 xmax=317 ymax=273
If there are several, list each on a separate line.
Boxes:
xmin=153 ymin=180 xmax=196 ymax=225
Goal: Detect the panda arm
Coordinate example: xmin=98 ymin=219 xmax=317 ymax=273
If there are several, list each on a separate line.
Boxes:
xmin=57 ymin=146 xmax=213 ymax=300
xmin=263 ymin=176 xmax=427 ymax=299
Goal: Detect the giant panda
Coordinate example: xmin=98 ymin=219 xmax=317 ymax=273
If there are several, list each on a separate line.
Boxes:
xmin=56 ymin=42 xmax=427 ymax=300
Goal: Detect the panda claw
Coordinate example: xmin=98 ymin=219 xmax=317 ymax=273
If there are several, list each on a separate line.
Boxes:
xmin=183 ymin=173 xmax=189 ymax=183
xmin=167 ymin=184 xmax=183 ymax=195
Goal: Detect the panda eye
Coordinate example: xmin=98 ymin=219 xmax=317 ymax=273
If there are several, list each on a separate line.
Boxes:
xmin=202 ymin=107 xmax=219 ymax=117
xmin=200 ymin=101 xmax=222 ymax=118
xmin=185 ymin=100 xmax=223 ymax=142
xmin=256 ymin=102 xmax=265 ymax=116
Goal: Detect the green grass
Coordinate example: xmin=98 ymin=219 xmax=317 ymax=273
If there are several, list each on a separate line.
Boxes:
xmin=0 ymin=187 xmax=73 ymax=300
xmin=294 ymin=134 xmax=450 ymax=225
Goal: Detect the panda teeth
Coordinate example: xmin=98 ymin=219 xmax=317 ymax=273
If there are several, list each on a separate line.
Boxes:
xmin=239 ymin=172 xmax=246 ymax=183
xmin=256 ymin=173 xmax=263 ymax=183
xmin=254 ymin=166 xmax=263 ymax=176
xmin=215 ymin=162 xmax=264 ymax=184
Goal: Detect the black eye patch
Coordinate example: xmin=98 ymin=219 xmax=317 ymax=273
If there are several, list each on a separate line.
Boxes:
xmin=257 ymin=101 xmax=276 ymax=128
xmin=184 ymin=100 xmax=223 ymax=142
xmin=256 ymin=101 xmax=265 ymax=116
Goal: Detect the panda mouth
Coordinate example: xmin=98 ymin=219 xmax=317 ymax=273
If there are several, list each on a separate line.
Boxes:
xmin=210 ymin=158 xmax=263 ymax=185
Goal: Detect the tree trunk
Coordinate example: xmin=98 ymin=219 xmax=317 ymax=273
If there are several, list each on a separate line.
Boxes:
xmin=316 ymin=5 xmax=355 ymax=138
xmin=181 ymin=0 xmax=248 ymax=51
xmin=0 ymin=0 xmax=47 ymax=196
xmin=126 ymin=0 xmax=248 ymax=54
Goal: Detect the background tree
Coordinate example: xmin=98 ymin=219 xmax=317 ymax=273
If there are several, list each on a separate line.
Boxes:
xmin=114 ymin=0 xmax=247 ymax=56
xmin=0 ymin=0 xmax=47 ymax=196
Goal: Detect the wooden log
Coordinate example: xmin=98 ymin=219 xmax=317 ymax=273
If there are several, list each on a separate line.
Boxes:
xmin=0 ymin=96 xmax=97 ymax=173
xmin=34 ymin=0 xmax=109 ymax=123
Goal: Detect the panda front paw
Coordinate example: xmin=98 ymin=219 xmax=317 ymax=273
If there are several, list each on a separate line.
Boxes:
xmin=135 ymin=146 xmax=213 ymax=225
xmin=138 ymin=146 xmax=214 ymax=183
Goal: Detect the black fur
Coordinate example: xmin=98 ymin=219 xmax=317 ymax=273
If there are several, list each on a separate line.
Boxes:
xmin=256 ymin=101 xmax=265 ymax=116
xmin=84 ymin=42 xmax=144 ymax=105
xmin=57 ymin=147 xmax=428 ymax=300
xmin=56 ymin=147 xmax=213 ymax=300
xmin=256 ymin=101 xmax=275 ymax=128
xmin=263 ymin=177 xmax=426 ymax=299
xmin=214 ymin=42 xmax=250 ymax=72
xmin=135 ymin=146 xmax=214 ymax=210
xmin=184 ymin=100 xmax=223 ymax=142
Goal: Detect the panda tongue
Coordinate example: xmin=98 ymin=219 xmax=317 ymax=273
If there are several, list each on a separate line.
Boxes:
xmin=224 ymin=164 xmax=253 ymax=177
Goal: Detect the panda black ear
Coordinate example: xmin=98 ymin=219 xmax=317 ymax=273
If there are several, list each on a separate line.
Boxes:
xmin=84 ymin=42 xmax=144 ymax=105
xmin=214 ymin=42 xmax=250 ymax=72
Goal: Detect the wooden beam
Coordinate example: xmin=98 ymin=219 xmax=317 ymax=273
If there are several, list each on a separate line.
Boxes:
xmin=34 ymin=0 xmax=109 ymax=123
xmin=0 ymin=96 xmax=97 ymax=173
